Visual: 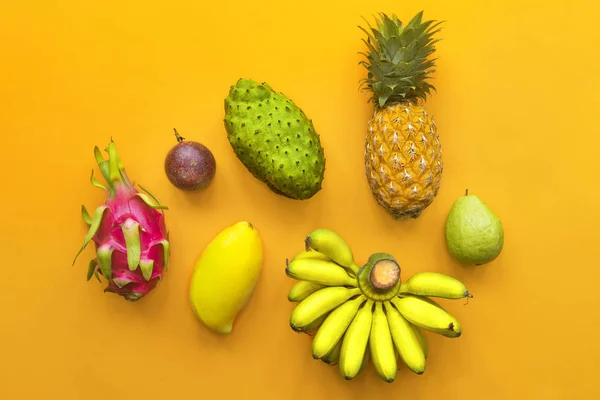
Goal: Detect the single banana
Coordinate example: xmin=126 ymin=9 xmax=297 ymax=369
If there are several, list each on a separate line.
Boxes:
xmin=391 ymin=295 xmax=462 ymax=338
xmin=312 ymin=295 xmax=367 ymax=359
xmin=291 ymin=249 xmax=331 ymax=262
xmin=286 ymin=258 xmax=357 ymax=287
xmin=305 ymin=228 xmax=360 ymax=275
xmin=339 ymin=299 xmax=374 ymax=380
xmin=384 ymin=301 xmax=426 ymax=374
xmin=369 ymin=302 xmax=397 ymax=382
xmin=410 ymin=323 xmax=429 ymax=359
xmin=301 ymin=311 xmax=330 ymax=336
xmin=290 ymin=286 xmax=361 ymax=331
xmin=394 ymin=346 xmax=400 ymax=369
xmin=359 ymin=340 xmax=371 ymax=374
xmin=321 ymin=333 xmax=343 ymax=365
xmin=288 ymin=281 xmax=325 ymax=302
xmin=400 ymin=272 xmax=473 ymax=299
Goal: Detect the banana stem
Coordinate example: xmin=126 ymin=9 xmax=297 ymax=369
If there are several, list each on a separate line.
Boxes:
xmin=370 ymin=259 xmax=400 ymax=291
xmin=348 ymin=262 xmax=361 ymax=276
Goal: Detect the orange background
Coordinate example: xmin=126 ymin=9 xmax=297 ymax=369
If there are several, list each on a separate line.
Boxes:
xmin=1 ymin=0 xmax=599 ymax=398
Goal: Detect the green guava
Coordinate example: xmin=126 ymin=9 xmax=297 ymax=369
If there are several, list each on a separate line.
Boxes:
xmin=445 ymin=190 xmax=504 ymax=265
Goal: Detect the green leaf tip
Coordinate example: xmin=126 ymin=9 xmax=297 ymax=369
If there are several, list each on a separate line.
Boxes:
xmin=107 ymin=142 xmax=121 ymax=183
xmin=94 ymin=146 xmax=104 ymax=164
xmin=157 ymin=239 xmax=170 ymax=271
xmin=97 ymin=244 xmax=114 ymax=280
xmin=135 ymin=193 xmax=169 ymax=210
xmin=122 ymin=219 xmax=141 ymax=272
xmin=124 ymin=293 xmax=143 ymax=302
xmin=72 ymin=206 xmax=108 ymax=265
xmin=138 ymin=184 xmax=166 ymax=209
xmin=87 ymin=259 xmax=98 ymax=281
xmin=90 ymin=169 xmax=107 ymax=191
xmin=103 ymin=141 xmax=127 ymax=187
xmin=94 ymin=146 xmax=110 ymax=183
xmin=140 ymin=259 xmax=154 ymax=281
xmin=113 ymin=277 xmax=133 ymax=288
xmin=81 ymin=205 xmax=92 ymax=225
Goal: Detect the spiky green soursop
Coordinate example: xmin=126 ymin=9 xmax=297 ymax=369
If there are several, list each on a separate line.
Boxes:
xmin=224 ymin=78 xmax=326 ymax=200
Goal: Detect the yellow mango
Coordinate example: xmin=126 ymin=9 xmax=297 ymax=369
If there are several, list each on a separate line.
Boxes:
xmin=189 ymin=221 xmax=263 ymax=334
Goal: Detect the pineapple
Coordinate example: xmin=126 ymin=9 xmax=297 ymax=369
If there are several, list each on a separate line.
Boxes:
xmin=359 ymin=11 xmax=444 ymax=219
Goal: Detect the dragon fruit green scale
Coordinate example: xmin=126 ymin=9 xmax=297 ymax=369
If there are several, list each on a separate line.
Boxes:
xmin=73 ymin=141 xmax=170 ymax=302
xmin=224 ymin=78 xmax=326 ymax=200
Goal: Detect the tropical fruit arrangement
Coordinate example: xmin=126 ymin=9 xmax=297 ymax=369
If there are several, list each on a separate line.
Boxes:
xmin=72 ymin=8 xmax=505 ymax=386
xmin=286 ymin=228 xmax=471 ymax=382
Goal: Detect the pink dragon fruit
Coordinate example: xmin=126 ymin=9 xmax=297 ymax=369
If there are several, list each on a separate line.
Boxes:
xmin=73 ymin=141 xmax=170 ymax=302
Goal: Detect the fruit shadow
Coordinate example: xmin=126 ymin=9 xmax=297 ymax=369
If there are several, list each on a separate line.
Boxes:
xmin=358 ymin=201 xmax=425 ymax=257
xmin=173 ymin=178 xmax=218 ymax=206
xmin=237 ymin=181 xmax=324 ymax=233
xmin=442 ymin=246 xmax=501 ymax=290
xmin=206 ymin=156 xmax=325 ymax=228
xmin=185 ymin=297 xmax=248 ymax=351
xmin=368 ymin=195 xmax=424 ymax=229
xmin=93 ymin=282 xmax=173 ymax=334
xmin=304 ymin=346 xmax=427 ymax=397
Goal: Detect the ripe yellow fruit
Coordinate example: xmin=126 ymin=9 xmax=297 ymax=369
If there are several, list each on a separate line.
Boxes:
xmin=360 ymin=12 xmax=444 ymax=219
xmin=365 ymin=102 xmax=442 ymax=218
xmin=189 ymin=221 xmax=263 ymax=334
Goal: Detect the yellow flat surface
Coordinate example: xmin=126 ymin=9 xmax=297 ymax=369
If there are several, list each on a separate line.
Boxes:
xmin=1 ymin=0 xmax=599 ymax=398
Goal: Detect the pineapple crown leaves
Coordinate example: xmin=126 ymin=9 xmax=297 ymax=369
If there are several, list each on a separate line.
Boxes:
xmin=358 ymin=11 xmax=443 ymax=109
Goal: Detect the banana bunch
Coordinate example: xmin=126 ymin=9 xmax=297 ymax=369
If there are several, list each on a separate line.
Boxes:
xmin=286 ymin=228 xmax=473 ymax=383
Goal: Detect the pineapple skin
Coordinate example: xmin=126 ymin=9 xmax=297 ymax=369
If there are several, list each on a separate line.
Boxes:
xmin=364 ymin=101 xmax=443 ymax=219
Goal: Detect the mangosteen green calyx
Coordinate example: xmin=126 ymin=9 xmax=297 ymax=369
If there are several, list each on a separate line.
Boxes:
xmin=164 ymin=129 xmax=216 ymax=191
